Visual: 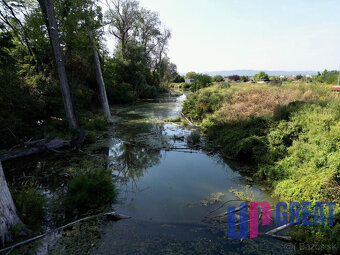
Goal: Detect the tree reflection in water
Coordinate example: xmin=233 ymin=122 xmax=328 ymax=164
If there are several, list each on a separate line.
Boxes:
xmin=108 ymin=122 xmax=169 ymax=194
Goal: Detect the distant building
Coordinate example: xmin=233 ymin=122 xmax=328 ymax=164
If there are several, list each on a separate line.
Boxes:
xmin=305 ymin=74 xmax=312 ymax=78
xmin=185 ymin=79 xmax=195 ymax=84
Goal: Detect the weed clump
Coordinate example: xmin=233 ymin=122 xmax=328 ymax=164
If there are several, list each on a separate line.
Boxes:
xmin=13 ymin=184 xmax=46 ymax=233
xmin=187 ymin=131 xmax=201 ymax=146
xmin=64 ymin=167 xmax=117 ymax=215
xmin=164 ymin=116 xmax=181 ymax=122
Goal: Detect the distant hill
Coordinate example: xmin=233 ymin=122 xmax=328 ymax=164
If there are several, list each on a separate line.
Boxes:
xmin=182 ymin=70 xmax=319 ymax=77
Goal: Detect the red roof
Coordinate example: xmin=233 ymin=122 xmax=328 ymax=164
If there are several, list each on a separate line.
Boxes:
xmin=331 ymin=86 xmax=340 ymax=91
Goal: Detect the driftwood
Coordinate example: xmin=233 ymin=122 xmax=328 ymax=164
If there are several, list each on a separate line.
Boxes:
xmin=0 ymin=130 xmax=88 ymax=162
xmin=23 ymin=139 xmax=48 ymax=147
xmin=265 ymin=223 xmax=292 ymax=241
xmin=0 ymin=211 xmax=131 ymax=254
xmin=181 ymin=112 xmax=193 ymax=125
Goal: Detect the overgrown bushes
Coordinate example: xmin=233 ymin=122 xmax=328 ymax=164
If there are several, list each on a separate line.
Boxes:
xmin=183 ymin=82 xmax=340 ymax=249
xmin=64 ymin=167 xmax=117 ymax=215
xmin=13 ymin=184 xmax=46 ymax=233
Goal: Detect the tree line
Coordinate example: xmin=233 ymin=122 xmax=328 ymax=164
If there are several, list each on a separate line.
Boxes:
xmin=0 ymin=0 xmax=177 ymax=148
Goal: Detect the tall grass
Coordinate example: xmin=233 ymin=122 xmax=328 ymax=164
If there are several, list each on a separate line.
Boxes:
xmin=183 ymin=82 xmax=340 ymax=252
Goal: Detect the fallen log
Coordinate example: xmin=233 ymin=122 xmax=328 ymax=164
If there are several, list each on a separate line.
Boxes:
xmin=265 ymin=223 xmax=292 ymax=241
xmin=181 ymin=112 xmax=193 ymax=125
xmin=0 ymin=211 xmax=131 ymax=254
xmin=23 ymin=139 xmax=47 ymax=147
xmin=0 ymin=130 xmax=88 ymax=162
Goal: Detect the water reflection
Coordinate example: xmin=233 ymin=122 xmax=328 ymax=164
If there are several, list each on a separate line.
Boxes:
xmin=109 ymin=140 xmax=161 ymax=191
xmin=93 ymin=94 xmax=293 ymax=255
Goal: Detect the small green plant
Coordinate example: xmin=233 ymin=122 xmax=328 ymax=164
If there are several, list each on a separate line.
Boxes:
xmin=13 ymin=184 xmax=46 ymax=232
xmin=84 ymin=116 xmax=107 ymax=131
xmin=64 ymin=167 xmax=117 ymax=215
xmin=86 ymin=131 xmax=97 ymax=144
xmin=218 ymin=82 xmax=230 ymax=89
xmin=187 ymin=131 xmax=201 ymax=145
xmin=181 ymin=120 xmax=189 ymax=126
xmin=164 ymin=116 xmax=181 ymax=122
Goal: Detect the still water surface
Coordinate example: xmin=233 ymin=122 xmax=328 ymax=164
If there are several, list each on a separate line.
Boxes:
xmin=92 ymin=94 xmax=293 ymax=255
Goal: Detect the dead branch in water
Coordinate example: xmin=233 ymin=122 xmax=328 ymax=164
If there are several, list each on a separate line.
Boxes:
xmin=0 ymin=130 xmax=87 ymax=162
xmin=181 ymin=112 xmax=193 ymax=125
xmin=265 ymin=223 xmax=292 ymax=241
xmin=0 ymin=211 xmax=131 ymax=254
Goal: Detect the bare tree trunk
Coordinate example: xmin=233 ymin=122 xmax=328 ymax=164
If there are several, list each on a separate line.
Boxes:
xmin=0 ymin=161 xmax=21 ymax=247
xmin=38 ymin=0 xmax=78 ymax=129
xmin=91 ymin=36 xmax=113 ymax=123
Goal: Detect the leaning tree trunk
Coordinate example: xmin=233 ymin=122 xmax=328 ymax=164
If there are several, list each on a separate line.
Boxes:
xmin=91 ymin=35 xmax=113 ymax=124
xmin=0 ymin=161 xmax=21 ymax=247
xmin=38 ymin=0 xmax=78 ymax=129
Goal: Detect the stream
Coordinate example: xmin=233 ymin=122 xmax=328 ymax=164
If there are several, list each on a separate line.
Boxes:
xmin=3 ymin=93 xmax=294 ymax=255
xmin=91 ymin=93 xmax=293 ymax=254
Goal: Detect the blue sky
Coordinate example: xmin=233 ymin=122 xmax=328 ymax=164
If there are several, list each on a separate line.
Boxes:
xmin=135 ymin=0 xmax=340 ymax=73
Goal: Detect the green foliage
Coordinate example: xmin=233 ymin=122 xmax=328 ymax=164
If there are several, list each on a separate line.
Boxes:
xmin=185 ymin=72 xmax=196 ymax=79
xmin=187 ymin=131 xmax=201 ymax=145
xmin=314 ymin=69 xmax=339 ymax=84
xmin=173 ymin=75 xmax=185 ymax=83
xmin=235 ymin=136 xmax=268 ymax=163
xmin=64 ymin=167 xmax=117 ymax=215
xmin=290 ymin=213 xmax=340 ymax=254
xmin=295 ymin=74 xmax=303 ymax=80
xmin=184 ymin=83 xmax=340 ymax=248
xmin=164 ymin=116 xmax=181 ymax=122
xmin=190 ymin=73 xmax=212 ymax=91
xmin=240 ymin=76 xmax=249 ymax=82
xmin=107 ymin=82 xmax=134 ymax=104
xmin=83 ymin=116 xmax=107 ymax=131
xmin=273 ymin=101 xmax=306 ymax=121
xmin=203 ymin=116 xmax=271 ymax=162
xmin=0 ymin=0 xmax=175 ymax=149
xmin=253 ymin=71 xmax=269 ymax=82
xmin=139 ymin=83 xmax=158 ymax=99
xmin=0 ymin=32 xmax=44 ymax=148
xmin=213 ymin=75 xmax=224 ymax=82
xmin=86 ymin=131 xmax=97 ymax=144
xmin=218 ymin=82 xmax=231 ymax=89
xmin=13 ymin=184 xmax=46 ymax=232
xmin=182 ymin=87 xmax=227 ymax=120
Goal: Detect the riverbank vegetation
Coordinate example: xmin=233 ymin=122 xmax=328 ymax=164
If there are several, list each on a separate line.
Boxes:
xmin=0 ymin=0 xmax=177 ymax=249
xmin=0 ymin=0 xmax=178 ymax=150
xmin=183 ymin=79 xmax=340 ymax=252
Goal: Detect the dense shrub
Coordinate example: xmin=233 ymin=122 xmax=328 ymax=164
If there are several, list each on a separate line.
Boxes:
xmin=213 ymin=75 xmax=224 ymax=82
xmin=13 ymin=185 xmax=46 ymax=232
xmin=273 ymin=101 xmax=306 ymax=121
xmin=107 ymin=82 xmax=134 ymax=104
xmin=64 ymin=167 xmax=117 ymax=215
xmin=138 ymin=83 xmax=158 ymax=99
xmin=187 ymin=131 xmax=201 ymax=146
xmin=202 ymin=116 xmax=271 ymax=162
xmin=82 ymin=116 xmax=107 ymax=131
xmin=183 ymin=83 xmax=340 ymax=249
xmin=182 ymin=87 xmax=229 ymax=120
xmin=235 ymin=136 xmax=268 ymax=163
xmin=190 ymin=73 xmax=212 ymax=91
xmin=164 ymin=116 xmax=181 ymax=122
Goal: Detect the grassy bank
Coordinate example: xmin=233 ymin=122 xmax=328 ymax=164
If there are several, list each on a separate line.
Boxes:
xmin=183 ymin=81 xmax=340 ymax=253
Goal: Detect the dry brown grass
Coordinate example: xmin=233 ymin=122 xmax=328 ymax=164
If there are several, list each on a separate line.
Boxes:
xmin=216 ymin=88 xmax=299 ymax=121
